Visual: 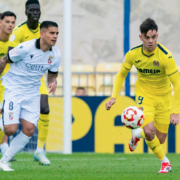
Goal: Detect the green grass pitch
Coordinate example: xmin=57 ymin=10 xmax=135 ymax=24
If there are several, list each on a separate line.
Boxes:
xmin=0 ymin=153 xmax=180 ymax=180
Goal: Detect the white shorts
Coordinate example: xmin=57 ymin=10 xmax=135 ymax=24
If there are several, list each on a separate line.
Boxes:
xmin=2 ymin=89 xmax=40 ymax=126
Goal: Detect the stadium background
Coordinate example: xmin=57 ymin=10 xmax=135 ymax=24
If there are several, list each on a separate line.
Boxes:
xmin=1 ymin=0 xmax=180 ymax=153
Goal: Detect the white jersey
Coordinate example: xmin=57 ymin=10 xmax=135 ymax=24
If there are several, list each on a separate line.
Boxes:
xmin=2 ymin=39 xmax=61 ymax=96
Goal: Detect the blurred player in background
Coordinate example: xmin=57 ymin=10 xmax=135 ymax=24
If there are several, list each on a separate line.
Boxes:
xmin=106 ymin=18 xmax=180 ymax=173
xmin=0 ymin=21 xmax=60 ymax=171
xmin=0 ymin=11 xmax=16 ymax=161
xmin=75 ymin=87 xmax=86 ymax=96
xmin=8 ymin=0 xmax=51 ymax=165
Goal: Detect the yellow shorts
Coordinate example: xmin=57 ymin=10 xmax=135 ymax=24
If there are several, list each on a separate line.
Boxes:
xmin=39 ymin=77 xmax=48 ymax=95
xmin=135 ymin=90 xmax=171 ymax=133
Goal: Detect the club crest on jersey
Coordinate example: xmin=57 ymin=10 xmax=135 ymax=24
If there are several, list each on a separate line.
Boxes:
xmin=48 ymin=56 xmax=53 ymax=64
xmin=153 ymin=60 xmax=159 ymax=67
xmin=9 ymin=113 xmax=13 ymax=120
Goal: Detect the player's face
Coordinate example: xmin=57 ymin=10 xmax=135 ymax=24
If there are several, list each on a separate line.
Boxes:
xmin=139 ymin=30 xmax=158 ymax=52
xmin=75 ymin=89 xmax=86 ymax=96
xmin=41 ymin=27 xmax=59 ymax=46
xmin=1 ymin=16 xmax=16 ymax=34
xmin=26 ymin=4 xmax=41 ymax=23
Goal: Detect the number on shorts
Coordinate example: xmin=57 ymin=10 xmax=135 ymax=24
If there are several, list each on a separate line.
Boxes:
xmin=138 ymin=96 xmax=144 ymax=105
xmin=9 ymin=102 xmax=13 ymax=111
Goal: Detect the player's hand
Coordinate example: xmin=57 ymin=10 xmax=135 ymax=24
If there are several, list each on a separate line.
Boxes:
xmin=106 ymin=98 xmax=116 ymax=110
xmin=48 ymin=81 xmax=57 ymax=95
xmin=170 ymin=113 xmax=179 ymax=125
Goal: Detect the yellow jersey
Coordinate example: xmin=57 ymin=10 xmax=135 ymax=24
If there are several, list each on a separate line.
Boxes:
xmin=112 ymin=42 xmax=180 ymax=114
xmin=0 ymin=40 xmax=10 ymax=77
xmin=123 ymin=42 xmax=178 ymax=96
xmin=9 ymin=21 xmax=40 ymax=48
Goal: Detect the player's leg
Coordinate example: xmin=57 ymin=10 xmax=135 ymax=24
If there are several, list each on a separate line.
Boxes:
xmin=0 ymin=96 xmax=20 ymax=171
xmin=0 ymin=94 xmax=40 ymax=171
xmin=34 ymin=77 xmax=50 ymax=165
xmin=0 ymin=135 xmax=8 ymax=155
xmin=153 ymin=97 xmax=171 ymax=173
xmin=129 ymin=92 xmax=155 ymax=151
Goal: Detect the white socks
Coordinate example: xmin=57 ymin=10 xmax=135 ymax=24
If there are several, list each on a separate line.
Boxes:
xmin=131 ymin=128 xmax=143 ymax=138
xmin=0 ymin=143 xmax=8 ymax=154
xmin=161 ymin=156 xmax=170 ymax=163
xmin=36 ymin=147 xmax=44 ymax=153
xmin=1 ymin=131 xmax=31 ymax=162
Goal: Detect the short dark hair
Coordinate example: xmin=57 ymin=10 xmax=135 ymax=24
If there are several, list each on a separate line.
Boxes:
xmin=1 ymin=11 xmax=16 ymax=20
xmin=140 ymin=18 xmax=158 ymax=35
xmin=40 ymin=21 xmax=58 ymax=30
xmin=76 ymin=87 xmax=85 ymax=91
xmin=26 ymin=0 xmax=40 ymax=8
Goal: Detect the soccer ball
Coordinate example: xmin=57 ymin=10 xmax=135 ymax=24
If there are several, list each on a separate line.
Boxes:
xmin=121 ymin=106 xmax=144 ymax=129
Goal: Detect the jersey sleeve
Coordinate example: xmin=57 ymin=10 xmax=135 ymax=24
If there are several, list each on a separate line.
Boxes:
xmin=164 ymin=54 xmax=178 ymax=76
xmin=9 ymin=28 xmax=23 ymax=48
xmin=48 ymin=55 xmax=61 ymax=73
xmin=164 ymin=54 xmax=180 ymax=114
xmin=8 ymin=43 xmax=26 ymax=63
xmin=122 ymin=50 xmax=134 ymax=70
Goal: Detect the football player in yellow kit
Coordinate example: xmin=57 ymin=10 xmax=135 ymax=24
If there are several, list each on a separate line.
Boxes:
xmin=0 ymin=11 xmax=16 ymax=161
xmin=8 ymin=0 xmax=50 ymax=165
xmin=106 ymin=18 xmax=180 ymax=173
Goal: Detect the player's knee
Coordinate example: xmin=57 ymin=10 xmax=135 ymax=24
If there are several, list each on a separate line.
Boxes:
xmin=144 ymin=129 xmax=155 ymax=141
xmin=22 ymin=127 xmax=35 ymax=137
xmin=40 ymin=104 xmax=49 ymax=114
xmin=4 ymin=126 xmax=16 ymax=136
xmin=159 ymin=137 xmax=166 ymax=144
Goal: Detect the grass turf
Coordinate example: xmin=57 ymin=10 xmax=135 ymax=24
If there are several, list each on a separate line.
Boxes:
xmin=0 ymin=153 xmax=180 ymax=180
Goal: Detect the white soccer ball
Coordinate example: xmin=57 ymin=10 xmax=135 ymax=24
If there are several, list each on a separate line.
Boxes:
xmin=121 ymin=106 xmax=144 ymax=129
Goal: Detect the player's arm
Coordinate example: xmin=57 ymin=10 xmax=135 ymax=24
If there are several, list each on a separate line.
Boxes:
xmin=48 ymin=53 xmax=61 ymax=94
xmin=165 ymin=55 xmax=180 ymax=125
xmin=0 ymin=54 xmax=12 ymax=74
xmin=106 ymin=51 xmax=133 ymax=110
xmin=47 ymin=71 xmax=58 ymax=95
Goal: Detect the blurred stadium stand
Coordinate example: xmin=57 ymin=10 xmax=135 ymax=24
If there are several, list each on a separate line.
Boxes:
xmin=50 ymin=63 xmax=138 ymax=96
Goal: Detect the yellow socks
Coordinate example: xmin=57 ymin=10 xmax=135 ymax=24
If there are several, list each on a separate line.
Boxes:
xmin=145 ymin=135 xmax=165 ymax=160
xmin=0 ymin=129 xmax=4 ymax=143
xmin=37 ymin=114 xmax=50 ymax=148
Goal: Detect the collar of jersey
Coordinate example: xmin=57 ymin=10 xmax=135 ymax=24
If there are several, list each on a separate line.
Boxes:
xmin=26 ymin=21 xmax=40 ymax=34
xmin=36 ymin=38 xmax=52 ymax=51
xmin=141 ymin=46 xmax=157 ymax=58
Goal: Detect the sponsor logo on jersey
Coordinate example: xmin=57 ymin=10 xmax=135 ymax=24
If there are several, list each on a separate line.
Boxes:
xmin=137 ymin=68 xmax=160 ymax=74
xmin=48 ymin=56 xmax=53 ymax=64
xmin=9 ymin=113 xmax=13 ymax=120
xmin=168 ymin=56 xmax=172 ymax=59
xmin=135 ymin=60 xmax=141 ymax=63
xmin=26 ymin=63 xmax=45 ymax=72
xmin=153 ymin=60 xmax=159 ymax=67
xmin=25 ymin=36 xmax=29 ymax=39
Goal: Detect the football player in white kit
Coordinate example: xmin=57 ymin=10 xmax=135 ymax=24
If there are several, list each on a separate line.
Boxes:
xmin=0 ymin=21 xmax=60 ymax=171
